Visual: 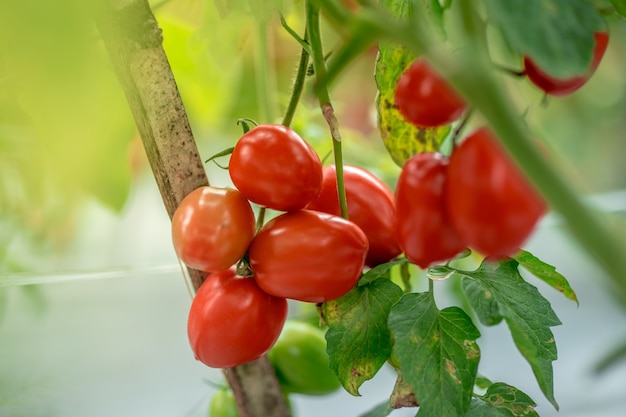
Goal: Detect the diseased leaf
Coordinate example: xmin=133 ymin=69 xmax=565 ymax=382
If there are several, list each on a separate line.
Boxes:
xmin=322 ymin=279 xmax=403 ymax=395
xmin=484 ymin=0 xmax=605 ymax=77
xmin=375 ymin=0 xmax=450 ymax=167
xmin=467 ymin=382 xmax=539 ymax=417
xmin=388 ymin=292 xmax=480 ymax=417
xmin=460 ymin=260 xmax=561 ymax=409
xmin=513 ymin=250 xmax=578 ymax=305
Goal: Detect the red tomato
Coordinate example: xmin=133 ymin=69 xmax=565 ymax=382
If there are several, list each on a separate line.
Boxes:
xmin=306 ymin=165 xmax=400 ymax=267
xmin=523 ymin=32 xmax=609 ymax=96
xmin=249 ymin=210 xmax=368 ymax=303
xmin=394 ymin=58 xmax=466 ymax=128
xmin=446 ymin=128 xmax=546 ymax=259
xmin=229 ymin=124 xmax=323 ymax=211
xmin=187 ymin=268 xmax=288 ymax=369
xmin=395 ymin=153 xmax=466 ymax=268
xmin=171 ymin=186 xmax=256 ymax=272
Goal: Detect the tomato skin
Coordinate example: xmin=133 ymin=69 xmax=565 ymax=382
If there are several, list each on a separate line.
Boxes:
xmin=394 ymin=58 xmax=466 ymax=128
xmin=229 ymin=124 xmax=323 ymax=211
xmin=395 ymin=153 xmax=466 ymax=268
xmin=523 ymin=32 xmax=609 ymax=96
xmin=187 ymin=268 xmax=287 ymax=369
xmin=306 ymin=165 xmax=401 ymax=267
xmin=268 ymin=320 xmax=341 ymax=395
xmin=171 ymin=186 xmax=256 ymax=272
xmin=249 ymin=210 xmax=368 ymax=303
xmin=446 ymin=128 xmax=546 ymax=259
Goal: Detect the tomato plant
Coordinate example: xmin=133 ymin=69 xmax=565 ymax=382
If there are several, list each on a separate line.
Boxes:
xmin=446 ymin=127 xmax=546 ymax=259
xmin=229 ymin=124 xmax=323 ymax=212
xmin=248 ymin=210 xmax=368 ymax=303
xmin=523 ymin=32 xmax=609 ymax=96
xmin=171 ymin=186 xmax=256 ymax=272
xmin=394 ymin=57 xmax=467 ymax=128
xmin=306 ymin=164 xmax=400 ymax=267
xmin=395 ymin=152 xmax=466 ymax=268
xmin=187 ymin=268 xmax=287 ymax=369
xmin=268 ymin=320 xmax=341 ymax=395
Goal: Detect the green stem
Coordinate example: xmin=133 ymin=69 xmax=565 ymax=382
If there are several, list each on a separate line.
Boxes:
xmin=305 ymin=0 xmax=349 ymax=219
xmin=281 ymin=29 xmax=309 ymax=127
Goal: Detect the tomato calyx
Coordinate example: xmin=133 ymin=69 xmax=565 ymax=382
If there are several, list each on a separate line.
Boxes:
xmin=235 ymin=254 xmax=254 ymax=278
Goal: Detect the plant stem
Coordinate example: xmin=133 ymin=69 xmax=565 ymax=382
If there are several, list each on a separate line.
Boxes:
xmin=281 ymin=29 xmax=309 ymax=127
xmin=305 ymin=0 xmax=349 ymax=219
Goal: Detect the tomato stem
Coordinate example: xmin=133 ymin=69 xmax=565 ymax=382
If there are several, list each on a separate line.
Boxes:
xmin=306 ymin=0 xmax=349 ymax=219
xmin=256 ymin=207 xmax=266 ymax=233
xmin=281 ymin=26 xmax=309 ymax=128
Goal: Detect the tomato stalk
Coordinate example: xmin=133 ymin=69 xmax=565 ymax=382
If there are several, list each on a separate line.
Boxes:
xmin=305 ymin=0 xmax=349 ymax=220
xmin=281 ymin=22 xmax=309 ymax=128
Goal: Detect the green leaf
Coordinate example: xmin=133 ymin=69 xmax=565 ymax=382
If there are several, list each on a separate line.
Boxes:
xmin=358 ymin=258 xmax=408 ymax=286
xmin=609 ymin=0 xmax=626 ymax=16
xmin=467 ymin=382 xmax=539 ymax=417
xmin=375 ymin=1 xmax=450 ymax=167
xmin=460 ymin=260 xmax=561 ymax=409
xmin=322 ymin=278 xmax=403 ymax=395
xmin=388 ymin=292 xmax=481 ymax=417
xmin=513 ymin=250 xmax=578 ymax=305
xmin=484 ymin=0 xmax=605 ymax=78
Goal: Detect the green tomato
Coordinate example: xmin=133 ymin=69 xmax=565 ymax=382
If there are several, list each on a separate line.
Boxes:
xmin=209 ymin=389 xmax=239 ymax=417
xmin=268 ymin=320 xmax=341 ymax=395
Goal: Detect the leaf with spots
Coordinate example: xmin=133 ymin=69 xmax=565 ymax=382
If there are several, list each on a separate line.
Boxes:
xmin=387 ymin=292 xmax=481 ymax=417
xmin=467 ymin=382 xmax=539 ymax=417
xmin=460 ymin=259 xmax=561 ymax=410
xmin=321 ymin=278 xmax=403 ymax=396
xmin=513 ymin=250 xmax=578 ymax=305
xmin=375 ymin=0 xmax=450 ymax=167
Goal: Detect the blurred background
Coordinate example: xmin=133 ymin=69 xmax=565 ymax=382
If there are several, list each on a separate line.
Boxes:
xmin=1 ymin=0 xmax=625 ymax=416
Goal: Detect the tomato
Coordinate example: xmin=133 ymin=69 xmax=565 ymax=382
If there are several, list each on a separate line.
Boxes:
xmin=395 ymin=153 xmax=466 ymax=268
xmin=171 ymin=186 xmax=256 ymax=272
xmin=209 ymin=389 xmax=239 ymax=417
xmin=394 ymin=58 xmax=466 ymax=128
xmin=249 ymin=210 xmax=368 ymax=303
xmin=268 ymin=320 xmax=341 ymax=395
xmin=523 ymin=32 xmax=609 ymax=96
xmin=446 ymin=127 xmax=546 ymax=259
xmin=306 ymin=165 xmax=401 ymax=267
xmin=229 ymin=124 xmax=323 ymax=211
xmin=187 ymin=268 xmax=287 ymax=368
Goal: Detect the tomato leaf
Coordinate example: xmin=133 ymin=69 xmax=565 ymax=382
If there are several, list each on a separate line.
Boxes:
xmin=513 ymin=250 xmax=578 ymax=305
xmin=460 ymin=260 xmax=561 ymax=410
xmin=609 ymin=0 xmax=626 ymax=17
xmin=358 ymin=258 xmax=408 ymax=286
xmin=484 ymin=0 xmax=605 ymax=78
xmin=322 ymin=279 xmax=403 ymax=395
xmin=467 ymin=382 xmax=539 ymax=417
xmin=375 ymin=1 xmax=450 ymax=167
xmin=388 ymin=292 xmax=481 ymax=417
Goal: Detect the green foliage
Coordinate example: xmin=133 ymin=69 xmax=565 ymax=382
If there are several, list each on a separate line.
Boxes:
xmin=467 ymin=383 xmax=539 ymax=417
xmin=609 ymin=0 xmax=626 ymax=16
xmin=459 ymin=260 xmax=562 ymax=409
xmin=513 ymin=250 xmax=578 ymax=305
xmin=322 ymin=277 xmax=403 ymax=395
xmin=484 ymin=0 xmax=605 ymax=77
xmin=388 ymin=292 xmax=481 ymax=417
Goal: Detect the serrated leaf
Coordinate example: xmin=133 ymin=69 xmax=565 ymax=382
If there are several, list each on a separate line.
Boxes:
xmin=460 ymin=260 xmax=561 ymax=409
xmin=513 ymin=250 xmax=578 ymax=305
xmin=484 ymin=0 xmax=605 ymax=78
xmin=322 ymin=279 xmax=403 ymax=395
xmin=388 ymin=293 xmax=481 ymax=417
xmin=358 ymin=258 xmax=408 ymax=286
xmin=467 ymin=382 xmax=539 ymax=417
xmin=375 ymin=1 xmax=450 ymax=167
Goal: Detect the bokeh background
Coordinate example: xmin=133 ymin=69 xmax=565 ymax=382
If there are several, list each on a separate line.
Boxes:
xmin=1 ymin=1 xmax=625 ymax=416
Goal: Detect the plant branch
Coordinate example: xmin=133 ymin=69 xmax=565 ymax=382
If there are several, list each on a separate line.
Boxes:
xmin=94 ymin=2 xmax=291 ymax=416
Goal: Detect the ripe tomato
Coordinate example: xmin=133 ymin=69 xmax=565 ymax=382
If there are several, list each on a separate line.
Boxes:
xmin=446 ymin=127 xmax=546 ymax=259
xmin=395 ymin=153 xmax=466 ymax=268
xmin=187 ymin=268 xmax=287 ymax=369
xmin=171 ymin=186 xmax=256 ymax=272
xmin=523 ymin=32 xmax=609 ymax=96
xmin=268 ymin=320 xmax=341 ymax=395
xmin=394 ymin=58 xmax=466 ymax=128
xmin=249 ymin=210 xmax=368 ymax=303
xmin=306 ymin=165 xmax=400 ymax=267
xmin=229 ymin=124 xmax=323 ymax=211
